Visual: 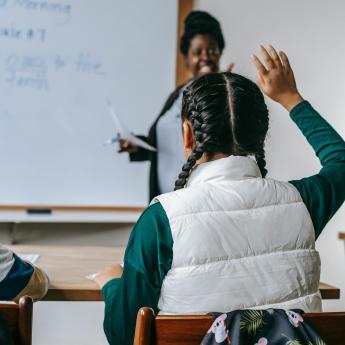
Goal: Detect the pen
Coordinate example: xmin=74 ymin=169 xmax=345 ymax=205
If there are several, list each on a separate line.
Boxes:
xmin=103 ymin=137 xmax=120 ymax=146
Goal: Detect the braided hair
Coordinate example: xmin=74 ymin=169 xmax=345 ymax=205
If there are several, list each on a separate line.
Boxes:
xmin=174 ymin=72 xmax=269 ymax=190
xmin=180 ymin=11 xmax=225 ymax=56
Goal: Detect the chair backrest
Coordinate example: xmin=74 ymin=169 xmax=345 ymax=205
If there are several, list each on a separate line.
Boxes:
xmin=0 ymin=296 xmax=33 ymax=345
xmin=134 ymin=307 xmax=345 ymax=345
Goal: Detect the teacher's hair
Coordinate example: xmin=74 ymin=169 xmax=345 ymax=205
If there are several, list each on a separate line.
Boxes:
xmin=180 ymin=11 xmax=225 ymax=56
xmin=175 ymin=72 xmax=269 ymax=190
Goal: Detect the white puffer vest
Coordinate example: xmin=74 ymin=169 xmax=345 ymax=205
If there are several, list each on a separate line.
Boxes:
xmin=154 ymin=156 xmax=321 ymax=314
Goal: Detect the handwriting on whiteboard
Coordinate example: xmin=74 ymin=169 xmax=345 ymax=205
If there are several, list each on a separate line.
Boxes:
xmin=0 ymin=0 xmax=72 ymax=15
xmin=0 ymin=24 xmax=46 ymax=42
xmin=2 ymin=53 xmax=106 ymax=91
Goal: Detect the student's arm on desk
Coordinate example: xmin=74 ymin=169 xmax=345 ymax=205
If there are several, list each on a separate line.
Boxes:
xmin=94 ymin=264 xmax=123 ymax=287
xmin=0 ymin=246 xmax=49 ymax=302
xmin=97 ymin=203 xmax=173 ymax=345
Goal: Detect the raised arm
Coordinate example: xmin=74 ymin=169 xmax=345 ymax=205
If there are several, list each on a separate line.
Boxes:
xmin=288 ymin=101 xmax=345 ymax=238
xmin=251 ymin=45 xmax=345 ymax=238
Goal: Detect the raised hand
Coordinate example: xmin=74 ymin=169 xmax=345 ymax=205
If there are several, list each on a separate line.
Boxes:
xmin=251 ymin=45 xmax=303 ymax=111
xmin=225 ymin=63 xmax=235 ymax=73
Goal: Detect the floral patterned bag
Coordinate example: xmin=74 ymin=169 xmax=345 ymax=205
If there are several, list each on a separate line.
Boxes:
xmin=201 ymin=309 xmax=326 ymax=345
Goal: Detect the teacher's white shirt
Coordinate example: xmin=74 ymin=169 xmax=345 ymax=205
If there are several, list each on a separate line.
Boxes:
xmin=156 ymin=90 xmax=186 ymax=194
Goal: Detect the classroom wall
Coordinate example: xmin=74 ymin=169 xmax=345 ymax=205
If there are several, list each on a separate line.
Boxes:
xmin=194 ymin=0 xmax=345 ymax=311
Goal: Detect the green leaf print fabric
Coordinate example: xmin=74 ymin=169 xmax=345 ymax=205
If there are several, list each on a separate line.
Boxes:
xmin=201 ymin=309 xmax=327 ymax=345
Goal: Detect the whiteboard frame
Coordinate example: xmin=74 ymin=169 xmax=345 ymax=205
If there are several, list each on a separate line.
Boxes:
xmin=0 ymin=0 xmax=194 ymax=219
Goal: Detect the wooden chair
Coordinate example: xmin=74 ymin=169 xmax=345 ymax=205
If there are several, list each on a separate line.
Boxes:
xmin=134 ymin=307 xmax=345 ymax=345
xmin=0 ymin=296 xmax=33 ymax=345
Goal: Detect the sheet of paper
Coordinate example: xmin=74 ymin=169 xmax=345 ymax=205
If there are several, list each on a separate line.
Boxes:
xmin=19 ymin=254 xmax=40 ymax=264
xmin=105 ymin=99 xmax=157 ymax=152
xmin=85 ymin=272 xmax=99 ymax=281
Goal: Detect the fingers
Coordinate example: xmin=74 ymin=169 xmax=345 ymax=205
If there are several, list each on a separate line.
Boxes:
xmin=226 ymin=63 xmax=235 ymax=73
xmin=251 ymin=45 xmax=300 ymax=108
xmin=259 ymin=45 xmax=276 ymax=70
xmin=118 ymin=140 xmax=129 ymax=153
xmin=279 ymin=50 xmax=291 ymax=70
xmin=119 ymin=140 xmax=130 ymax=149
xmin=118 ymin=140 xmax=139 ymax=153
xmin=267 ymin=45 xmax=282 ymax=68
xmin=119 ymin=139 xmax=128 ymax=147
xmin=255 ymin=45 xmax=285 ymax=71
xmin=251 ymin=54 xmax=268 ymax=75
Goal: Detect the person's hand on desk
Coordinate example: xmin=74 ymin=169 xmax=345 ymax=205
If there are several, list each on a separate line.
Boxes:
xmin=94 ymin=264 xmax=123 ymax=289
xmin=118 ymin=139 xmax=139 ymax=153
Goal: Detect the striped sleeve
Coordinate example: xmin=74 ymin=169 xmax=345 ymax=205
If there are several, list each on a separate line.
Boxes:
xmin=0 ymin=245 xmax=49 ymax=302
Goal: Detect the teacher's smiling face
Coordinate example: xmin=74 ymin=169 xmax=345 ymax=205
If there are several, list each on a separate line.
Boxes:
xmin=185 ymin=34 xmax=221 ymax=78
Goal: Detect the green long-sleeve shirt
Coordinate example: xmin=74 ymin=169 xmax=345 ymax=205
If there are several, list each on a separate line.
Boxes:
xmin=102 ymin=101 xmax=345 ymax=345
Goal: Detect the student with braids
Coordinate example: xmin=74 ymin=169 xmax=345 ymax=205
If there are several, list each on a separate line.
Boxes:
xmin=95 ymin=46 xmax=345 ymax=345
xmin=119 ymin=10 xmax=233 ymax=201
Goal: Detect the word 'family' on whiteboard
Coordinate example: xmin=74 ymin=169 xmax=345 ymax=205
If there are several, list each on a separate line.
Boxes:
xmin=2 ymin=53 xmax=106 ymax=91
xmin=6 ymin=70 xmax=49 ymax=90
xmin=0 ymin=0 xmax=72 ymax=15
xmin=0 ymin=25 xmax=46 ymax=43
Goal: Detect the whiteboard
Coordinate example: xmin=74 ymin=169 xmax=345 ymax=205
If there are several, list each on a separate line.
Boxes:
xmin=0 ymin=0 xmax=178 ymax=207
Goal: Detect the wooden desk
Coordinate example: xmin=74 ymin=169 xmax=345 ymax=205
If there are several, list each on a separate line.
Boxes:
xmin=9 ymin=245 xmax=341 ymax=301
xmin=9 ymin=245 xmax=123 ymax=301
xmin=319 ymin=282 xmax=340 ymax=299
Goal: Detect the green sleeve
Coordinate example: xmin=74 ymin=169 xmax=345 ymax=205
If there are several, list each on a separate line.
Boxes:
xmin=101 ymin=202 xmax=173 ymax=345
xmin=289 ymin=101 xmax=345 ymax=239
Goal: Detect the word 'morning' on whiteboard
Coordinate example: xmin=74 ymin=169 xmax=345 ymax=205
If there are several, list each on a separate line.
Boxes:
xmin=0 ymin=0 xmax=72 ymax=16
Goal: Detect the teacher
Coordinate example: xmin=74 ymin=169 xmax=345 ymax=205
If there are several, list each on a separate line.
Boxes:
xmin=120 ymin=11 xmax=228 ymax=201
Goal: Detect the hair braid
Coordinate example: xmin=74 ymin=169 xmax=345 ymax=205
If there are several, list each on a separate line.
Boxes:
xmin=255 ymin=151 xmax=268 ymax=177
xmin=174 ymin=72 xmax=270 ymax=191
xmin=174 ymin=147 xmax=203 ymax=190
xmin=174 ymin=93 xmax=206 ymax=190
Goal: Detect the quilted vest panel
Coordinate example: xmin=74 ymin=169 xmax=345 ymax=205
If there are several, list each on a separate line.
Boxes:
xmin=155 ymin=156 xmax=321 ymax=314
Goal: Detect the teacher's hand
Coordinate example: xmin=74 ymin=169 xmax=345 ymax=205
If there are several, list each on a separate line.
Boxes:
xmin=225 ymin=63 xmax=235 ymax=73
xmin=118 ymin=139 xmax=139 ymax=153
xmin=94 ymin=264 xmax=123 ymax=289
xmin=251 ymin=45 xmax=303 ymax=111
